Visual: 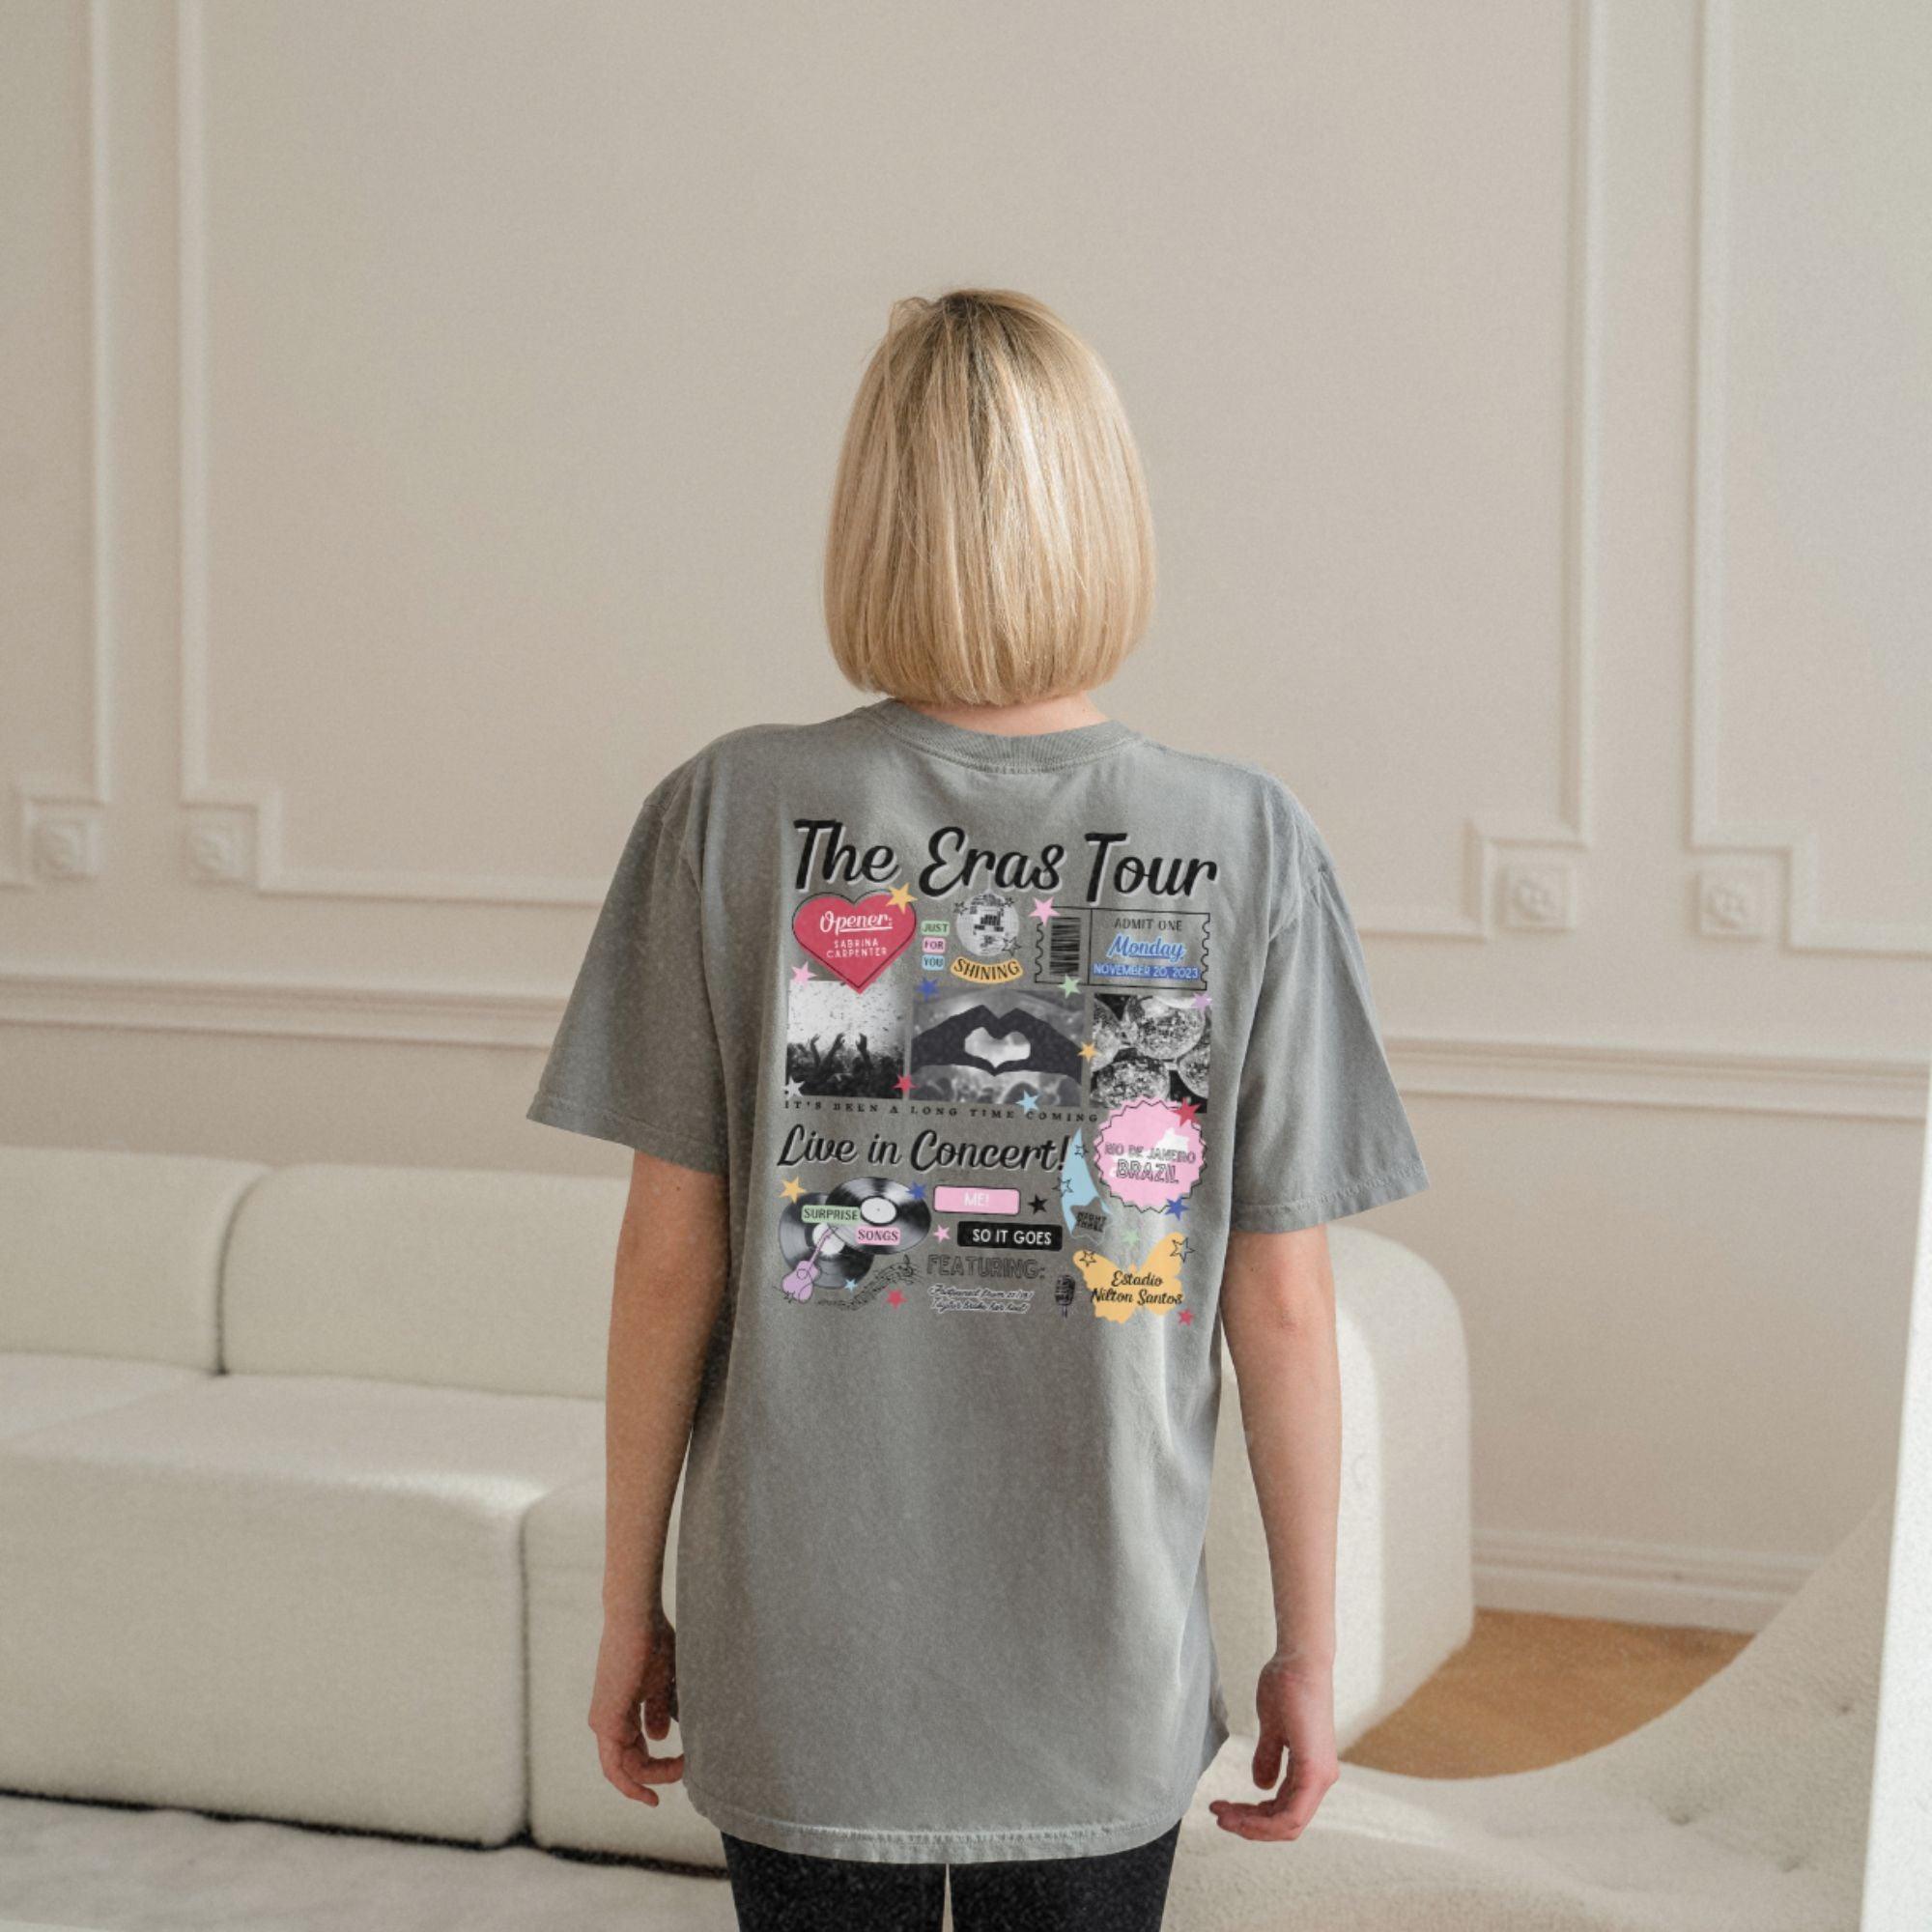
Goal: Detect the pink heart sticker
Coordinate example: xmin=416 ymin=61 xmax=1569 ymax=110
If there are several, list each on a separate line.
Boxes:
xmin=792 ymin=893 xmax=916 ymax=992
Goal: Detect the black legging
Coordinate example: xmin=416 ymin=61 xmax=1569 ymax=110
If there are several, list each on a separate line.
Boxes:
xmin=720 ymin=1816 xmax=1183 ymax=1931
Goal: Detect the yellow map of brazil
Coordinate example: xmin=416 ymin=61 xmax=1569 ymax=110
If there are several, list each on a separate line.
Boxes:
xmin=1071 ymin=1232 xmax=1187 ymax=1324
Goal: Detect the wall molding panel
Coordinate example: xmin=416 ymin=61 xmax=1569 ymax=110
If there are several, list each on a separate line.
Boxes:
xmin=1353 ymin=0 xmax=1603 ymax=943
xmin=1686 ymin=0 xmax=1932 ymax=959
xmin=5 ymin=0 xmax=116 ymax=892
xmin=165 ymin=0 xmax=1627 ymax=935
xmin=172 ymin=0 xmax=608 ymax=909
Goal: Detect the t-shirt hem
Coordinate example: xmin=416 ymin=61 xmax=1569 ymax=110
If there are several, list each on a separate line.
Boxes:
xmin=525 ymin=1088 xmax=726 ymax=1175
xmin=682 ymin=1711 xmax=1230 ymax=1866
xmin=1229 ymin=1156 xmax=1432 ymax=1235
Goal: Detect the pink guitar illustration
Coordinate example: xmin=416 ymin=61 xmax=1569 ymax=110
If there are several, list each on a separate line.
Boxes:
xmin=781 ymin=1222 xmax=840 ymax=1301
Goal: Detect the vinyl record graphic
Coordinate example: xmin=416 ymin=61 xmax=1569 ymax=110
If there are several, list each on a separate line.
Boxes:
xmin=778 ymin=1178 xmax=933 ymax=1295
xmin=830 ymin=1176 xmax=934 ymax=1251
xmin=777 ymin=1191 xmax=874 ymax=1293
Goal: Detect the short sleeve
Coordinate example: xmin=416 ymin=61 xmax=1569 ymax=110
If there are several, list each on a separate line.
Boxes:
xmin=525 ymin=765 xmax=729 ymax=1173
xmin=1228 ymin=845 xmax=1430 ymax=1234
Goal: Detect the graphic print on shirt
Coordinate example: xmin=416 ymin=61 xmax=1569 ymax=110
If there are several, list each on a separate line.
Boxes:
xmin=777 ymin=819 xmax=1217 ymax=1325
xmin=776 ymin=1176 xmax=932 ymax=1302
xmin=910 ymin=891 xmax=1085 ymax=1107
xmin=784 ymin=888 xmax=916 ymax=1096
xmin=1072 ymin=1230 xmax=1189 ymax=1324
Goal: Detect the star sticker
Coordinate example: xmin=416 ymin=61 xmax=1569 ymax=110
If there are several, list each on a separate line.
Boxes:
xmin=932 ymin=1223 xmax=951 ymax=1242
xmin=918 ymin=977 xmax=939 ymax=999
xmin=1029 ymin=1195 xmax=1048 ymax=1215
xmin=780 ymin=1177 xmax=805 ymax=1203
xmin=907 ymin=1182 xmax=926 ymax=1202
xmin=887 ymin=883 xmax=915 ymax=911
xmin=1078 ymin=1039 xmax=1098 ymax=1060
xmin=791 ymin=964 xmax=814 ymax=986
xmin=886 ymin=1288 xmax=906 ymax=1307
xmin=1060 ymin=975 xmax=1080 ymax=997
xmin=895 ymin=1074 xmax=914 ymax=1095
xmin=1164 ymin=1196 xmax=1189 ymax=1218
xmin=1031 ymin=896 xmax=1057 ymax=923
xmin=1018 ymin=1093 xmax=1039 ymax=1115
xmin=1178 ymin=1307 xmax=1194 ymax=1325
xmin=784 ymin=1077 xmax=804 ymax=1099
xmin=1176 ymin=1098 xmax=1200 ymax=1126
xmin=1192 ymin=991 xmax=1212 ymax=1010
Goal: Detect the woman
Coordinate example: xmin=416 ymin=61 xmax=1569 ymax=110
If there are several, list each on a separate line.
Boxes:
xmin=526 ymin=289 xmax=1430 ymax=1932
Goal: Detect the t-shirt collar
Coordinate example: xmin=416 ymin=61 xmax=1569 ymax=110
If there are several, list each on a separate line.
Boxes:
xmin=856 ymin=698 xmax=1142 ymax=772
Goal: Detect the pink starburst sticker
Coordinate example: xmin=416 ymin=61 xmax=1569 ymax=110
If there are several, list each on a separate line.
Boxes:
xmin=1093 ymin=1097 xmax=1206 ymax=1210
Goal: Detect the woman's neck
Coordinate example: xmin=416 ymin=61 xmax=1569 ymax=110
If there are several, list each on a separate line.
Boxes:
xmin=895 ymin=693 xmax=1107 ymax=737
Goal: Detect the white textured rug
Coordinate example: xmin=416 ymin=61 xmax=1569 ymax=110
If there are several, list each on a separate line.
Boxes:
xmin=0 ymin=1794 xmax=741 ymax=1932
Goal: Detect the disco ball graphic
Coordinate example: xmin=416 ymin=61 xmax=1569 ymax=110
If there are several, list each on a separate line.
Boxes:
xmin=953 ymin=890 xmax=1020 ymax=960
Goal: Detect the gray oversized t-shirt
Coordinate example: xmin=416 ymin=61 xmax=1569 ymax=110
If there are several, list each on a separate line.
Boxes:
xmin=526 ymin=697 xmax=1429 ymax=1865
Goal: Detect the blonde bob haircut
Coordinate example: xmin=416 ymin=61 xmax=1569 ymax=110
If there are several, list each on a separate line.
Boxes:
xmin=823 ymin=289 xmax=1155 ymax=708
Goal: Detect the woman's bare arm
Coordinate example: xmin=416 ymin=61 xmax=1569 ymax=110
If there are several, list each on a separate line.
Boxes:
xmin=1208 ymin=1223 xmax=1344 ymax=1841
xmin=587 ymin=1149 xmax=730 ymax=1804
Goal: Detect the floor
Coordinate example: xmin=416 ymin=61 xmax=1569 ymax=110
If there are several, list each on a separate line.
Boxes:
xmin=1344 ymin=1606 xmax=1752 ymax=1778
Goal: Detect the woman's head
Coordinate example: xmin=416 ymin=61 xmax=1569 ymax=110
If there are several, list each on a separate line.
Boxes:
xmin=823 ymin=289 xmax=1155 ymax=708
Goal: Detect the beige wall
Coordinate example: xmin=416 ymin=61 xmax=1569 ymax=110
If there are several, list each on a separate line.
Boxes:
xmin=4 ymin=0 xmax=1927 ymax=1624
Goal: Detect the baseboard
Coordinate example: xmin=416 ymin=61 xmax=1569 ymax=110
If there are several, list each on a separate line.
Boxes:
xmin=1473 ymin=1523 xmax=1818 ymax=1632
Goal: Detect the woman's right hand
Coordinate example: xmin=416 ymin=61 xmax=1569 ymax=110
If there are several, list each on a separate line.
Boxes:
xmin=588 ymin=1605 xmax=686 ymax=1804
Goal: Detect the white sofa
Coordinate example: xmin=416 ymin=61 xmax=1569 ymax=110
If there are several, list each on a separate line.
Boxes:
xmin=0 ymin=1142 xmax=1472 ymax=1868
xmin=1172 ymin=1493 xmax=1887 ymax=1932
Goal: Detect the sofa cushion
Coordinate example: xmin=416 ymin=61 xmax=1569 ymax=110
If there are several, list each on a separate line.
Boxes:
xmin=0 ymin=1145 xmax=266 ymax=1368
xmin=220 ymin=1162 xmax=627 ymax=1397
xmin=0 ymin=1374 xmax=603 ymax=1845
xmin=0 ymin=1351 xmax=206 ymax=1440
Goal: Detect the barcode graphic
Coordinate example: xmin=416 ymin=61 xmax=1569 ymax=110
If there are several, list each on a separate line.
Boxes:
xmin=1048 ymin=915 xmax=1084 ymax=981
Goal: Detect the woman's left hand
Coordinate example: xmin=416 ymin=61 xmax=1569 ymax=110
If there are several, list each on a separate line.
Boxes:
xmin=1208 ymin=1654 xmax=1341 ymax=1842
